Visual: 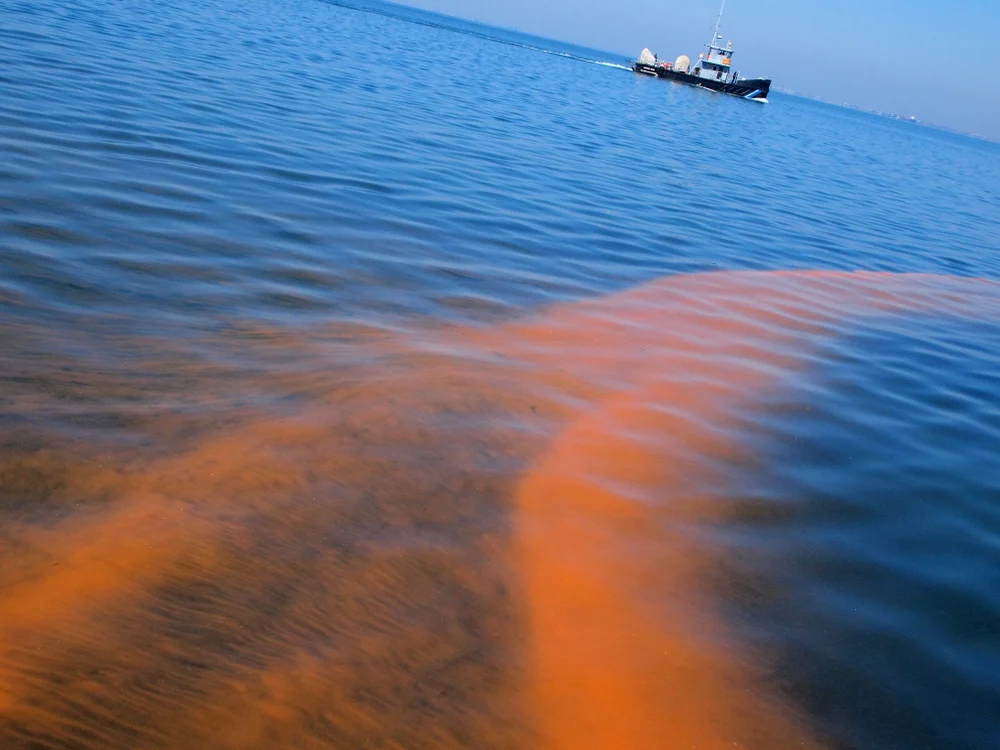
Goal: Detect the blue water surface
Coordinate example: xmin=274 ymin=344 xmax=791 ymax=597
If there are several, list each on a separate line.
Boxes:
xmin=3 ymin=0 xmax=999 ymax=336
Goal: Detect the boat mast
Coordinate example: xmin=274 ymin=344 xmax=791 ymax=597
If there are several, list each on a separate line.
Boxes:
xmin=710 ymin=0 xmax=726 ymax=47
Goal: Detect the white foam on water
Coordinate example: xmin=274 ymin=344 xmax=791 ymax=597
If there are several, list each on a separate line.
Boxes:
xmin=592 ymin=61 xmax=632 ymax=71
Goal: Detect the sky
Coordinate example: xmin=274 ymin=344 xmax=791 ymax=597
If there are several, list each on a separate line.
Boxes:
xmin=394 ymin=0 xmax=1000 ymax=140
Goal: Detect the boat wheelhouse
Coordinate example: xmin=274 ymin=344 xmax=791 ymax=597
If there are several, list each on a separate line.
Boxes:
xmin=695 ymin=38 xmax=735 ymax=83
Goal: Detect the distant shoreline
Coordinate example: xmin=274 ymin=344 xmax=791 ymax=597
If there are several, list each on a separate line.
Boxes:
xmin=772 ymin=88 xmax=998 ymax=145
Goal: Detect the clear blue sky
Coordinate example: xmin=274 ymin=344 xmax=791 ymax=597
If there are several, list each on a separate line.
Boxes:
xmin=395 ymin=0 xmax=1000 ymax=139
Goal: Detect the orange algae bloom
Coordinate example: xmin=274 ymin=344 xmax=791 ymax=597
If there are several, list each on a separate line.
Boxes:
xmin=1 ymin=270 xmax=998 ymax=749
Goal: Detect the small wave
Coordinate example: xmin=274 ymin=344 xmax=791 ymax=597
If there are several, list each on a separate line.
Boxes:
xmin=537 ymin=50 xmax=632 ymax=70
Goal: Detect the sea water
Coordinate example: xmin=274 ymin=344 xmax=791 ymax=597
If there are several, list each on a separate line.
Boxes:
xmin=1 ymin=0 xmax=999 ymax=747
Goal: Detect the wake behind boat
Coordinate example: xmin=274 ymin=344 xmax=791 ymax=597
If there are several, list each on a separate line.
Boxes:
xmin=633 ymin=1 xmax=771 ymax=102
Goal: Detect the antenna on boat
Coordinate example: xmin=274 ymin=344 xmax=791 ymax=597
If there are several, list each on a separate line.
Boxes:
xmin=711 ymin=0 xmax=726 ymax=46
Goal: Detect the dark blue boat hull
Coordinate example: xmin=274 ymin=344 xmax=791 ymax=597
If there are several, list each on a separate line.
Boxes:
xmin=633 ymin=62 xmax=771 ymax=101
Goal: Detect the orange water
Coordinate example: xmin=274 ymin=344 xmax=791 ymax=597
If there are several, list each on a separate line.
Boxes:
xmin=3 ymin=271 xmax=998 ymax=748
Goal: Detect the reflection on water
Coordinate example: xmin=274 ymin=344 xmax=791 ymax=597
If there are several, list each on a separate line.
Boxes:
xmin=3 ymin=271 xmax=999 ymax=748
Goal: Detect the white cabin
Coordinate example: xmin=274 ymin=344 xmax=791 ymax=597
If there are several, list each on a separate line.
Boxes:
xmin=694 ymin=38 xmax=735 ymax=82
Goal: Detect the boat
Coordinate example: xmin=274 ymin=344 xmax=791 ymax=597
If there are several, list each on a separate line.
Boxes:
xmin=632 ymin=1 xmax=771 ymax=102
